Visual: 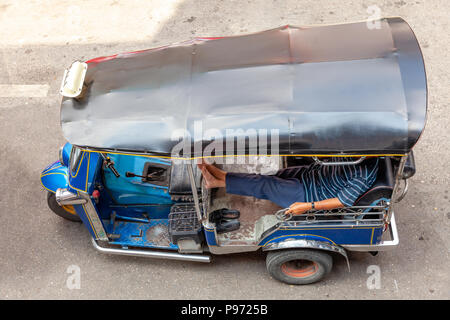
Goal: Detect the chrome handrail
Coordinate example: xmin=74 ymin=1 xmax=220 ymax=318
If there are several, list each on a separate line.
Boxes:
xmin=395 ymin=178 xmax=409 ymax=203
xmin=312 ymin=156 xmax=366 ymax=166
xmin=274 ymin=203 xmax=388 ymax=225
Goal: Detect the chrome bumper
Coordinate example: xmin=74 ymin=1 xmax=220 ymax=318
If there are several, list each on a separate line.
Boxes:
xmin=55 ymin=188 xmax=87 ymax=206
xmin=342 ymin=212 xmax=399 ymax=252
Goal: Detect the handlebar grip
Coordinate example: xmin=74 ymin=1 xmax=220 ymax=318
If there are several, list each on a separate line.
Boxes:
xmin=108 ymin=164 xmax=120 ymax=177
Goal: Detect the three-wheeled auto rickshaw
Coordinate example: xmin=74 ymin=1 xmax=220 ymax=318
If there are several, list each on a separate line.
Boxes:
xmin=41 ymin=17 xmax=427 ymax=284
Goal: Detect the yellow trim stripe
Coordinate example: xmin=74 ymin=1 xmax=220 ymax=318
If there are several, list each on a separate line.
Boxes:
xmin=85 ymin=152 xmax=90 ymax=192
xmin=40 ymin=172 xmax=67 ymax=178
xmin=41 ymin=184 xmax=56 ymax=193
xmin=81 ymin=148 xmax=406 ymax=160
xmin=69 ymin=181 xmax=88 ymax=193
xmin=68 ymin=152 xmax=90 ymax=193
xmin=42 ymin=164 xmax=62 ymax=174
xmin=260 ymin=226 xmax=384 ymax=246
xmin=40 ymin=172 xmax=67 ymax=193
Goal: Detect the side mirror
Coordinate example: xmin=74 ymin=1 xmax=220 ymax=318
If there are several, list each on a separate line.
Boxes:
xmin=402 ymin=151 xmax=416 ymax=179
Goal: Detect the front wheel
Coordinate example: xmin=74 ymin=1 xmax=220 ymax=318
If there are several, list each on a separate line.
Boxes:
xmin=266 ymin=249 xmax=333 ymax=285
xmin=47 ymin=192 xmax=81 ymax=222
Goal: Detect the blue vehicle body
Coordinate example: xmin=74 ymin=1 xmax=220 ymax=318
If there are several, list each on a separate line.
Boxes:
xmin=259 ymin=226 xmax=383 ymax=247
xmin=41 ymin=147 xmax=181 ymax=250
xmin=41 ymin=145 xmax=391 ymax=253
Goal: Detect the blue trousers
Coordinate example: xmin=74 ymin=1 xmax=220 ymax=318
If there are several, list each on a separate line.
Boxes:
xmin=225 ymin=167 xmax=306 ymax=208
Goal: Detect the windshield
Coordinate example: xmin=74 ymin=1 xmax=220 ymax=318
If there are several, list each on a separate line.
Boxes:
xmin=69 ymin=146 xmax=82 ymax=173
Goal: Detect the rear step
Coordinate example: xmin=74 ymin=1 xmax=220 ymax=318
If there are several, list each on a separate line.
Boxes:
xmin=92 ymin=238 xmax=211 ymax=263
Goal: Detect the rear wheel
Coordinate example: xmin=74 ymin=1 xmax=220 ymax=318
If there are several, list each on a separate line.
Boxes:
xmin=47 ymin=192 xmax=81 ymax=222
xmin=266 ymin=249 xmax=332 ymax=285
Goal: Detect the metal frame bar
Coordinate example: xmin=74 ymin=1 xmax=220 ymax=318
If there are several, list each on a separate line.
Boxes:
xmin=92 ymin=238 xmax=211 ymax=262
xmin=186 ymin=160 xmax=203 ymax=222
xmin=275 ymin=203 xmax=388 ymax=225
xmin=76 ymin=145 xmax=406 ymax=160
xmin=386 ymin=155 xmax=407 ymax=223
xmin=395 ymin=178 xmax=409 ymax=203
xmin=78 ymin=192 xmax=109 ymax=241
xmin=342 ymin=212 xmax=399 ymax=251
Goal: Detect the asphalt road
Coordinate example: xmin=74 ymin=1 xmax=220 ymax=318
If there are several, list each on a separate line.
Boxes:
xmin=0 ymin=0 xmax=449 ymax=299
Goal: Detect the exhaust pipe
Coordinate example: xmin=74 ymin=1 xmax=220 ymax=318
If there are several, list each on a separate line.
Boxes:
xmin=92 ymin=238 xmax=211 ymax=263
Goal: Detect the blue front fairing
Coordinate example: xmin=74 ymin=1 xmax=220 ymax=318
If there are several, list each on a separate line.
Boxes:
xmin=40 ymin=161 xmax=69 ymax=193
xmin=40 ymin=142 xmax=73 ymax=193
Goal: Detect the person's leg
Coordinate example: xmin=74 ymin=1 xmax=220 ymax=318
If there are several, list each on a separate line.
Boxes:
xmin=198 ymin=161 xmax=306 ymax=208
xmin=226 ymin=172 xmax=305 ymax=208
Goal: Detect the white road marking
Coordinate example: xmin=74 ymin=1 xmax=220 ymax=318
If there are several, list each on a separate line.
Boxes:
xmin=0 ymin=84 xmax=49 ymax=98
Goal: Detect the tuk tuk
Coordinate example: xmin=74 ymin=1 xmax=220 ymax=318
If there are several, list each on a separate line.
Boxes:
xmin=40 ymin=17 xmax=427 ymax=285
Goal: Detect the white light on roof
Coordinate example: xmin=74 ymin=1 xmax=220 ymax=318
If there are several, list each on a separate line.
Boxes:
xmin=60 ymin=61 xmax=87 ymax=98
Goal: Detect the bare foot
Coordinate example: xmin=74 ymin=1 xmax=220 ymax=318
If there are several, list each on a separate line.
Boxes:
xmin=197 ymin=159 xmax=227 ymax=181
xmin=198 ymin=161 xmax=226 ymax=189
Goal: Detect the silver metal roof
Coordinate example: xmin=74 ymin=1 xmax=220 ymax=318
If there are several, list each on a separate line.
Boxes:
xmin=61 ymin=17 xmax=427 ymax=156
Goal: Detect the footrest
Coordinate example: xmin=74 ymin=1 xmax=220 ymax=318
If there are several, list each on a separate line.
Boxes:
xmin=168 ymin=203 xmax=203 ymax=244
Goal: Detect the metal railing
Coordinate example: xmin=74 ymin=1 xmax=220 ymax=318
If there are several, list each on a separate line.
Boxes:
xmin=275 ymin=203 xmax=389 ymax=227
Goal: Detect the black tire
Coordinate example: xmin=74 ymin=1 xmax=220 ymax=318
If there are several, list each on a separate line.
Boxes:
xmin=266 ymin=249 xmax=333 ymax=285
xmin=47 ymin=192 xmax=81 ymax=222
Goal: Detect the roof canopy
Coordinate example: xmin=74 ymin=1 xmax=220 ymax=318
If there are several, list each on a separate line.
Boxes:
xmin=61 ymin=17 xmax=427 ymax=157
